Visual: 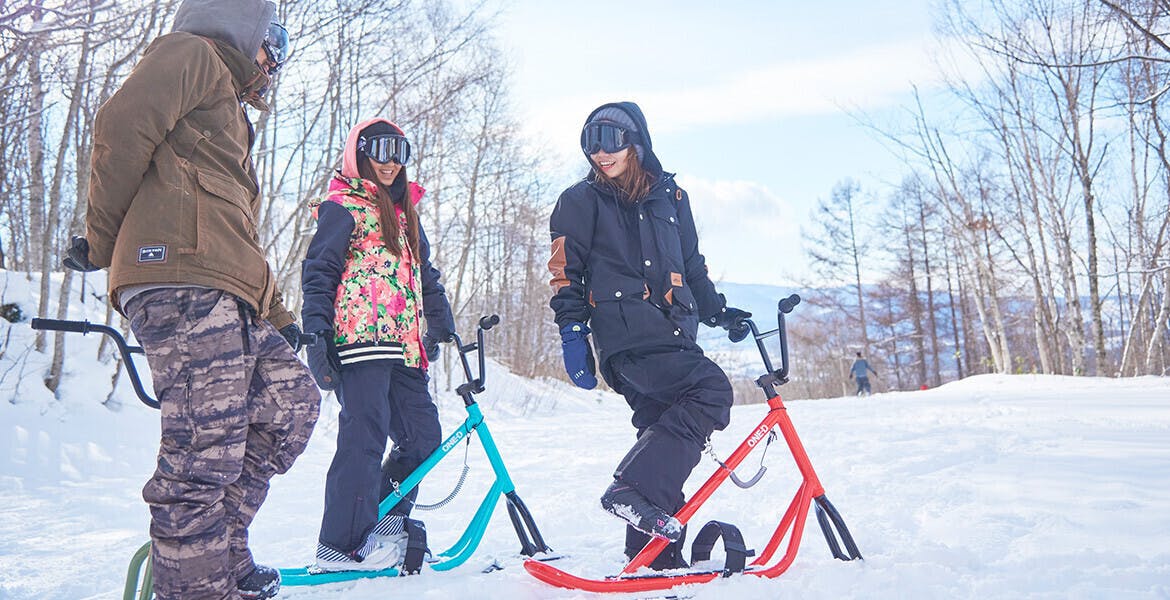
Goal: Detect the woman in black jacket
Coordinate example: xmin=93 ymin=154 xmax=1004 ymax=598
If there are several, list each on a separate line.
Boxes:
xmin=548 ymin=101 xmax=751 ymax=569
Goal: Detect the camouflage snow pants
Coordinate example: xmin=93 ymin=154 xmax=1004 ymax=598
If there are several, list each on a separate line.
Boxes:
xmin=125 ymin=288 xmax=320 ymax=600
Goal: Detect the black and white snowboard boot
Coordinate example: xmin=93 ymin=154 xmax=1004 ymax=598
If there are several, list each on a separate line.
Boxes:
xmin=600 ymin=480 xmax=683 ymax=542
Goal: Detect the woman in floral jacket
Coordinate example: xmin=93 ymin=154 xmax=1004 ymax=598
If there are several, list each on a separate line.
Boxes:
xmin=301 ymin=117 xmax=455 ymax=572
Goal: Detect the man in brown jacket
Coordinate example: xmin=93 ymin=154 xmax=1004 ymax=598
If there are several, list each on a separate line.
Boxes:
xmin=64 ymin=1 xmax=320 ymax=598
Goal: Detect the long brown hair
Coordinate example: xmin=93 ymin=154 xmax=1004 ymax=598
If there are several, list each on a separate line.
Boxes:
xmin=357 ymin=159 xmax=420 ymax=258
xmin=592 ymin=149 xmax=652 ymax=202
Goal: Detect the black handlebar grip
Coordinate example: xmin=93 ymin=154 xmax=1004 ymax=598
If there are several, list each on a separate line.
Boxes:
xmin=479 ymin=315 xmax=500 ymax=331
xmin=778 ymin=294 xmax=801 ymax=314
xmin=30 ymin=318 xmax=90 ymax=333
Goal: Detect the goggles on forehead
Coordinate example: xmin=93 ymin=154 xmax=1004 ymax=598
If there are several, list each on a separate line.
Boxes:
xmin=261 ymin=22 xmax=289 ymax=74
xmin=358 ymin=133 xmax=412 ymax=165
xmin=581 ymin=121 xmax=639 ymax=155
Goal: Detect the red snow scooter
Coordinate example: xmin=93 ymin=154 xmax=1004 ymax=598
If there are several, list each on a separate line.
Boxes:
xmin=524 ymin=294 xmax=862 ymax=593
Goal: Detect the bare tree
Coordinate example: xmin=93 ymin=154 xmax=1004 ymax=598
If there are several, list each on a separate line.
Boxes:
xmin=803 ymin=179 xmax=873 ymax=355
xmin=2 ymin=0 xmax=563 ymax=403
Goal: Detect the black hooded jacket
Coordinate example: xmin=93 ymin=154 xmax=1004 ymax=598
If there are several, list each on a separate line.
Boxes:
xmin=548 ymin=102 xmax=725 ymax=375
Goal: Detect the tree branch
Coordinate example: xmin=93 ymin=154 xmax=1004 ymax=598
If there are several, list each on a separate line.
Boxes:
xmin=1100 ymin=0 xmax=1170 ymax=55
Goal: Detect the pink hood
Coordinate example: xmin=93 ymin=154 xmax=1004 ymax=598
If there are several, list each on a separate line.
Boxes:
xmin=338 ymin=116 xmax=424 ymax=205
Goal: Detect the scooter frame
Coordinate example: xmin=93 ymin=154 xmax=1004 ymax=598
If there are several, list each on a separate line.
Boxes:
xmin=279 ymin=315 xmax=552 ymax=584
xmin=523 ymin=295 xmax=862 ymax=593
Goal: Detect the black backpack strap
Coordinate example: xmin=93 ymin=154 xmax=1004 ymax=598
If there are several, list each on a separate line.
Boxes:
xmin=690 ymin=520 xmax=754 ymax=576
xmin=399 ymin=517 xmax=428 ymax=575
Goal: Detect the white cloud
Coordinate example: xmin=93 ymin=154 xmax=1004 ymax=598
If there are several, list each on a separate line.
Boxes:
xmin=642 ymin=38 xmax=945 ymax=132
xmin=519 ymin=37 xmax=952 ymax=160
xmin=673 ymin=175 xmax=803 ymax=285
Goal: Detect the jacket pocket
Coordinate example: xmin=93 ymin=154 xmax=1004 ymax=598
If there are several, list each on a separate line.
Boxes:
xmin=193 ymin=168 xmax=265 ymax=281
xmin=671 ymin=284 xmax=697 ymax=314
xmin=587 ymin=302 xmax=627 ymax=357
xmin=646 ymin=200 xmax=686 ymax=274
xmin=585 ymin=278 xmax=649 ymax=304
xmin=197 ymin=168 xmax=255 ymax=228
xmin=119 ymin=149 xmax=197 ymax=257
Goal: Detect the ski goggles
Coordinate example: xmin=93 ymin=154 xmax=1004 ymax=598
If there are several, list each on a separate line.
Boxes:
xmin=581 ymin=122 xmax=640 ymax=155
xmin=260 ymin=22 xmax=290 ymax=75
xmin=358 ymin=133 xmax=412 ymax=165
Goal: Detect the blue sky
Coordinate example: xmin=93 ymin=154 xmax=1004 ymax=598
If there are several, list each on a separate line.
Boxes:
xmin=495 ymin=0 xmax=949 ymax=285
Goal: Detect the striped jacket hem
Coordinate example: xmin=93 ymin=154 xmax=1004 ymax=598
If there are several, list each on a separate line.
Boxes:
xmin=336 ymin=342 xmax=405 ymax=366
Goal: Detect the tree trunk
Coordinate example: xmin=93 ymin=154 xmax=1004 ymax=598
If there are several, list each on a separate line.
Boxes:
xmin=902 ymin=203 xmax=927 ymax=388
xmin=26 ymin=4 xmax=48 ymax=353
xmin=917 ymin=198 xmax=942 ymax=386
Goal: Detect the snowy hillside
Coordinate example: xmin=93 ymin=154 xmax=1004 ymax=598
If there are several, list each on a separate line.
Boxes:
xmin=2 ymin=270 xmax=1169 ymax=599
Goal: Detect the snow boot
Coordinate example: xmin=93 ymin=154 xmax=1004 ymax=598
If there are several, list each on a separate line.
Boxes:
xmin=600 ymin=480 xmax=683 ymax=542
xmin=236 ymin=564 xmax=280 ymax=600
xmin=314 ymin=535 xmax=402 ymax=572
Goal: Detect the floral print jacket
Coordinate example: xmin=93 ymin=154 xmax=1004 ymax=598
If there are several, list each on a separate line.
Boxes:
xmin=301 ymin=174 xmax=454 ymax=369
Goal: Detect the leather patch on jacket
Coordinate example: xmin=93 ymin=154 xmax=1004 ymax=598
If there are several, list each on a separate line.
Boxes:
xmin=671 ymin=272 xmax=683 ymax=287
xmin=664 ymin=288 xmax=674 ymax=305
xmin=549 ymin=236 xmax=570 ymax=292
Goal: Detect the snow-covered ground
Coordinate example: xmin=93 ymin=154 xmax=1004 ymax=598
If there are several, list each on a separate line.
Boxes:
xmin=2 ymin=271 xmax=1169 ymax=599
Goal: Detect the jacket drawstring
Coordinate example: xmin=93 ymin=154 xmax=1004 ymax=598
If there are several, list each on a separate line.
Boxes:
xmin=237 ymin=299 xmax=253 ymax=355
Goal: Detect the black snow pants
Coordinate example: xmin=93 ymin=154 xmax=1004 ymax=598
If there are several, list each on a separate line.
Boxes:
xmin=318 ymin=360 xmax=440 ymax=553
xmin=606 ymin=346 xmax=733 ymax=565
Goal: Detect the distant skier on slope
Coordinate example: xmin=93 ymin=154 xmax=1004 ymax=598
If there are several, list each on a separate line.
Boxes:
xmin=850 ymin=351 xmax=878 ymax=396
xmin=547 ymin=101 xmax=751 ymax=570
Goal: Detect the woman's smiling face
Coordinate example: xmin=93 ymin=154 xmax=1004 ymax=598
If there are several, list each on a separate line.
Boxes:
xmin=368 ymin=156 xmax=402 ymax=187
xmin=591 ymin=146 xmax=631 ymax=178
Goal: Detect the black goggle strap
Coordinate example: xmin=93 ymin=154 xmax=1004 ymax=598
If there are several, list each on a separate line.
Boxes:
xmin=581 ymin=122 xmax=641 ymax=153
xmin=358 ymin=134 xmax=411 ymax=165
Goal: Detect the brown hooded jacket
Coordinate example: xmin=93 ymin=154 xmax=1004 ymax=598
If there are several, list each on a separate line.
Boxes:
xmin=86 ymin=0 xmax=293 ymax=327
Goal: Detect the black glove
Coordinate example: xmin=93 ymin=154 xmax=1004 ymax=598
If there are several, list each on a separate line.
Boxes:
xmin=559 ymin=322 xmax=597 ymax=389
xmin=306 ymin=330 xmax=341 ymax=391
xmin=422 ymin=332 xmax=440 ymax=360
xmin=279 ymin=323 xmax=303 ymax=351
xmin=422 ymin=329 xmax=453 ymax=361
xmin=705 ymin=305 xmax=752 ymax=343
xmin=62 ymin=236 xmax=100 ymax=272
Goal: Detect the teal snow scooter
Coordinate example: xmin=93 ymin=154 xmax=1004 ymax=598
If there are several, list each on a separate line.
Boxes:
xmin=31 ymin=314 xmax=553 ymax=598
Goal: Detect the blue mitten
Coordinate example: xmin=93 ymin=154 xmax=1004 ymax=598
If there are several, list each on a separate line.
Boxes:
xmin=559 ymin=322 xmax=598 ymax=390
